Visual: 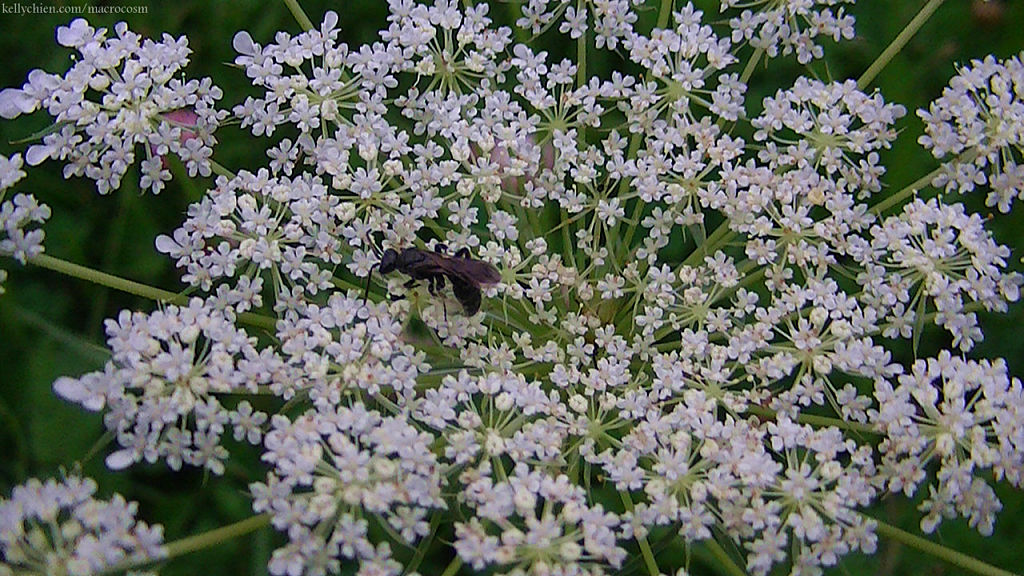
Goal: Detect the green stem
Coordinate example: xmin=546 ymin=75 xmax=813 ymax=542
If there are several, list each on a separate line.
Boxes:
xmin=209 ymin=158 xmax=237 ymax=180
xmin=703 ymin=537 xmax=747 ymax=576
xmin=858 ymin=0 xmax=946 ymax=90
xmin=88 ymin=182 xmax=133 ymax=334
xmin=656 ymin=0 xmax=673 ymax=28
xmin=404 ymin=513 xmax=443 ymax=575
xmin=738 ymin=47 xmax=765 ymax=86
xmin=28 ymin=253 xmax=276 ymax=332
xmin=440 ymin=556 xmax=463 ymax=576
xmin=282 ymin=0 xmax=315 ymax=32
xmin=873 ymin=147 xmax=980 ymax=215
xmin=683 ymin=220 xmax=734 ymax=268
xmin=620 ymin=491 xmax=660 ymax=576
xmin=80 ymin=429 xmax=116 ymax=468
xmin=871 ymin=165 xmax=943 ymax=215
xmin=745 ymin=405 xmax=879 ymax=436
xmin=576 ymin=0 xmax=587 ymax=91
xmin=31 ymin=253 xmax=185 ymax=303
xmin=871 ymin=517 xmax=1021 ymax=576
xmin=99 ymin=514 xmax=271 ymax=575
xmin=8 ymin=305 xmax=109 ymax=363
xmin=163 ymin=514 xmax=271 ymax=559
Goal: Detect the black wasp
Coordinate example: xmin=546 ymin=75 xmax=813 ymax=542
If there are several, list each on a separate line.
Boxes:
xmin=368 ymin=244 xmax=501 ymax=316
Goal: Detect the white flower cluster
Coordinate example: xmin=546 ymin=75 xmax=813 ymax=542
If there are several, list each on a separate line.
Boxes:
xmin=517 ymin=0 xmax=640 ymax=49
xmin=0 ymin=476 xmax=164 ymax=576
xmin=142 ymin=3 xmax=1024 ymax=573
xmin=53 ymin=299 xmax=281 ymax=474
xmin=0 ymin=153 xmax=26 ymax=191
xmin=6 ymin=2 xmax=1022 ymax=576
xmin=721 ymin=0 xmax=856 ymax=64
xmin=871 ymin=351 xmax=1024 ymax=536
xmin=918 ymin=52 xmax=1024 ymax=212
xmin=0 ymin=192 xmax=48 ymax=264
xmin=861 ymin=198 xmax=1021 ymax=352
xmin=626 ymin=3 xmax=742 ymax=124
xmin=155 ymin=168 xmax=343 ymax=304
xmin=276 ymin=294 xmax=428 ymax=403
xmin=598 ymin=388 xmax=879 ymax=561
xmin=0 ymin=153 xmax=49 ymax=296
xmin=252 ymin=403 xmax=445 ymax=576
xmin=457 ymin=463 xmax=626 ymax=574
xmin=752 ymin=77 xmax=904 ymax=199
xmin=0 ymin=19 xmax=227 ymax=194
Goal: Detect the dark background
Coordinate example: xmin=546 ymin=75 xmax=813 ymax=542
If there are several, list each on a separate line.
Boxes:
xmin=1 ymin=1 xmax=1022 ymax=574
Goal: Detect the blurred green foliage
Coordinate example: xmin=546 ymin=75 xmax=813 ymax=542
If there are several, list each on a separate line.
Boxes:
xmin=0 ymin=1 xmax=1022 ymax=575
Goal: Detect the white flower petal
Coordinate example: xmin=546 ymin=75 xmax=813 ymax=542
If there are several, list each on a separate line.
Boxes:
xmin=25 ymin=144 xmax=54 ymax=166
xmin=0 ymin=88 xmax=37 ymax=119
xmin=232 ymin=31 xmax=256 ymax=56
xmin=56 ymin=18 xmax=94 ymax=47
xmin=106 ymin=449 xmax=137 ymax=470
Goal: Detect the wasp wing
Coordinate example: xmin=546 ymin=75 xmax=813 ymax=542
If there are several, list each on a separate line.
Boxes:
xmin=440 ymin=258 xmax=501 ymax=286
xmin=399 ymin=250 xmax=452 ymax=281
xmin=441 ymin=256 xmax=498 ymax=315
xmin=450 ymin=276 xmax=483 ymax=315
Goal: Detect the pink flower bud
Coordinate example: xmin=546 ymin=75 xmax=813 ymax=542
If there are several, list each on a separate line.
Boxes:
xmin=150 ymin=108 xmax=201 ymax=168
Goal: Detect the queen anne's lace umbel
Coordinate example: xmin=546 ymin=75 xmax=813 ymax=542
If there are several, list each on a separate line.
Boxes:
xmin=53 ymin=299 xmax=281 ymax=475
xmin=2 ymin=2 xmax=1023 ymax=576
xmin=0 ymin=19 xmax=227 ymax=195
xmin=0 ymin=154 xmax=49 ymax=294
xmin=0 ymin=477 xmax=164 ymax=576
xmin=919 ymin=53 xmax=1024 ymax=212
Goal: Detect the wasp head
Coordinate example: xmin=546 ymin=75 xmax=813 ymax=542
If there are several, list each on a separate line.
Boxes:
xmin=379 ymin=248 xmax=399 ymax=274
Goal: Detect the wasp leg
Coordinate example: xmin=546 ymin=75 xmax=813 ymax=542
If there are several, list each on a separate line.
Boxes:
xmin=362 ymin=269 xmax=374 ymax=303
xmin=427 ymin=275 xmax=449 ymax=323
xmin=455 ymin=247 xmax=470 ymax=259
xmin=434 ymin=243 xmax=448 ymax=254
xmin=390 ymin=278 xmax=418 ymax=301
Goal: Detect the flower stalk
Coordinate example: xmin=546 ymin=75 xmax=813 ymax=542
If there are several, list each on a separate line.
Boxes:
xmin=28 ymin=253 xmax=276 ymax=331
xmin=162 ymin=514 xmax=271 ymax=561
xmin=871 ymin=517 xmax=1019 ymax=576
xmin=858 ymin=0 xmax=947 ymax=89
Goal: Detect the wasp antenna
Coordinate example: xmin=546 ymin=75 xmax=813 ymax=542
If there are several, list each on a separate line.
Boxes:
xmin=363 ymin=231 xmax=384 ymax=258
xmin=363 ymin=262 xmax=378 ymax=304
